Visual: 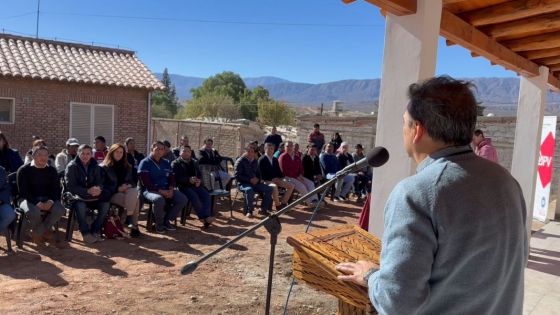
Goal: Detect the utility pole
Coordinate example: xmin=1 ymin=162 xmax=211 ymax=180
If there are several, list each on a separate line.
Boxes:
xmin=36 ymin=0 xmax=41 ymax=38
xmin=320 ymin=103 xmax=323 ymax=116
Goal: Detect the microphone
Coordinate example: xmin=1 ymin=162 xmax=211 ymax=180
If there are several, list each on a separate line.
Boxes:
xmin=336 ymin=146 xmax=389 ymax=175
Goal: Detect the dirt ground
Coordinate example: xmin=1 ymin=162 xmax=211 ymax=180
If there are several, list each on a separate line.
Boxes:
xmin=0 ymin=192 xmax=366 ymax=314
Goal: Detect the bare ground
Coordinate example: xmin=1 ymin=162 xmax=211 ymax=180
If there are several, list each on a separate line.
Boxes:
xmin=0 ymin=192 xmax=366 ymax=315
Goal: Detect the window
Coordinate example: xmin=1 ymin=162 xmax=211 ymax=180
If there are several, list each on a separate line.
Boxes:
xmin=0 ymin=98 xmax=15 ymax=124
xmin=70 ymin=103 xmax=114 ymax=146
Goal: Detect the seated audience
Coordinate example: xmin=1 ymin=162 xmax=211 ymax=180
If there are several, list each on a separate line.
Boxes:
xmin=258 ymin=143 xmax=295 ymax=211
xmin=234 ymin=145 xmax=273 ymax=217
xmin=17 ymin=146 xmax=65 ymax=244
xmin=264 ymin=126 xmax=283 ymax=151
xmin=0 ymin=132 xmax=23 ymax=173
xmin=307 ymin=123 xmax=325 ymax=149
xmin=0 ymin=165 xmax=15 ymax=239
xmin=162 ymin=140 xmax=176 ymax=161
xmin=138 ymin=141 xmax=188 ymax=233
xmin=24 ymin=139 xmax=55 ymax=165
xmin=102 ymin=144 xmax=141 ymax=238
xmin=352 ymin=144 xmax=372 ymax=198
xmin=320 ymin=143 xmax=354 ymax=202
xmin=172 ymin=135 xmax=190 ymax=158
xmin=273 ymin=142 xmax=285 ymax=159
xmin=125 ymin=137 xmax=145 ymax=169
xmin=294 ymin=143 xmax=302 ymax=159
xmin=198 ymin=138 xmax=231 ymax=190
xmin=65 ymin=144 xmax=111 ymax=244
xmin=279 ymin=141 xmax=318 ymax=207
xmin=172 ymin=145 xmax=214 ymax=228
xmin=55 ymin=138 xmax=80 ymax=174
xmin=330 ymin=132 xmax=343 ymax=151
xmin=93 ymin=135 xmax=108 ymax=164
xmin=302 ymin=144 xmax=323 ymax=184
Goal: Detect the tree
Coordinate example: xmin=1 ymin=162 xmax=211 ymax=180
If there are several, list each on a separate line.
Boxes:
xmin=257 ymin=100 xmax=295 ymax=126
xmin=191 ymin=71 xmax=247 ymax=103
xmin=151 ymin=68 xmax=179 ymax=118
xmin=176 ymin=93 xmax=241 ymax=122
xmin=239 ymin=85 xmax=271 ymax=121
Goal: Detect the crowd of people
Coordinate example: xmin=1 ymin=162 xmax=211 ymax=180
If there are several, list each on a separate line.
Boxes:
xmin=0 ymin=126 xmax=373 ymax=247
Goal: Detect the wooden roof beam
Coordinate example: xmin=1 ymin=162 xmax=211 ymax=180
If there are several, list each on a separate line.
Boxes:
xmin=550 ymin=64 xmax=560 ymax=72
xmin=362 ymin=0 xmax=416 ymax=16
xmin=504 ymin=31 xmax=560 ymax=52
xmin=536 ymin=56 xmax=560 ymax=65
xmin=461 ymin=0 xmax=560 ymax=27
xmin=523 ymin=47 xmax=560 ymax=60
xmin=439 ymin=9 xmax=560 ymax=90
xmin=481 ymin=12 xmax=560 ymax=41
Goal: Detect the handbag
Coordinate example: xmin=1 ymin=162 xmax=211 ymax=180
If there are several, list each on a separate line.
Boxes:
xmin=103 ymin=211 xmax=129 ymax=239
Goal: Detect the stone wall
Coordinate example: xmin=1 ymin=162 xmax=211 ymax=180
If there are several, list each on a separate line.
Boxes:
xmin=151 ymin=118 xmax=264 ymax=158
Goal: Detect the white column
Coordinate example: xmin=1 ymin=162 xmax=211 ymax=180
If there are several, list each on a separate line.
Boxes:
xmin=511 ymin=66 xmax=549 ymax=237
xmin=369 ymin=0 xmax=442 ymax=237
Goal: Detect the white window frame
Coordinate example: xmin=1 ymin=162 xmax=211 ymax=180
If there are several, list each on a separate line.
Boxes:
xmin=0 ymin=97 xmax=15 ymax=124
xmin=69 ymin=102 xmax=114 ymax=145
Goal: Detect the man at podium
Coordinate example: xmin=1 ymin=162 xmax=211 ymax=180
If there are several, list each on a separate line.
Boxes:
xmin=336 ymin=76 xmax=528 ymax=314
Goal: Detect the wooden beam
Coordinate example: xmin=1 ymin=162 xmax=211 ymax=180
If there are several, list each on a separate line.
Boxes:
xmin=549 ymin=73 xmax=560 ymax=91
xmin=536 ymin=56 xmax=560 ymax=66
xmin=550 ymin=64 xmax=560 ymax=72
xmin=461 ymin=0 xmax=560 ymax=27
xmin=481 ymin=12 xmax=560 ymax=41
xmin=471 ymin=52 xmax=480 ymax=58
xmin=523 ymin=47 xmax=560 ymax=60
xmin=504 ymin=31 xmax=560 ymax=52
xmin=363 ymin=0 xmax=416 ymax=16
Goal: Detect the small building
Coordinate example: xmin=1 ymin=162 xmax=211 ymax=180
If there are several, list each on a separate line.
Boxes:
xmin=0 ymin=33 xmax=163 ymax=155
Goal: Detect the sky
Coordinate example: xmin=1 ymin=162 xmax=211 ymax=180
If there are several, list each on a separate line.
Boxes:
xmin=0 ymin=0 xmax=517 ymax=83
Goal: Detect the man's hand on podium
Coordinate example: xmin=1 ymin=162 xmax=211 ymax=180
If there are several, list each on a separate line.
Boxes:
xmin=336 ymin=260 xmax=379 ymax=287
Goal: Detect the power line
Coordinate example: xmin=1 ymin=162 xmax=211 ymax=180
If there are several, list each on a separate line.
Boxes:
xmin=0 ymin=11 xmax=36 ymax=19
xmin=41 ymin=11 xmax=384 ymax=28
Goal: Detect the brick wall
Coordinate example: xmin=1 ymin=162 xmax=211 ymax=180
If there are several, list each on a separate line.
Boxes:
xmin=152 ymin=118 xmax=265 ymax=159
xmin=0 ymin=77 xmax=149 ymax=156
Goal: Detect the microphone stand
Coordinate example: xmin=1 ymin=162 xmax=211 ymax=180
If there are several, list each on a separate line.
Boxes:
xmin=181 ymin=162 xmax=359 ymax=315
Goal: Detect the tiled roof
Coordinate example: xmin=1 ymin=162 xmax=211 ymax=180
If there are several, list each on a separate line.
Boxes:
xmin=0 ymin=33 xmax=164 ymax=90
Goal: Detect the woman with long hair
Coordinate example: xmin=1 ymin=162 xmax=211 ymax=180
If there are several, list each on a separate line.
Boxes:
xmin=330 ymin=132 xmax=343 ymax=152
xmin=102 ymin=143 xmax=140 ymax=237
xmin=0 ymin=132 xmax=23 ymax=173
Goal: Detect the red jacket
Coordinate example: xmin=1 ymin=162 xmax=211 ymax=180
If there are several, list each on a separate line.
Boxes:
xmin=278 ymin=152 xmax=303 ymax=178
xmin=475 ymin=138 xmax=498 ymax=163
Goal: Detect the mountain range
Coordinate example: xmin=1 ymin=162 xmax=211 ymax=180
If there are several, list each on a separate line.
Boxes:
xmin=155 ymin=73 xmax=560 ymax=114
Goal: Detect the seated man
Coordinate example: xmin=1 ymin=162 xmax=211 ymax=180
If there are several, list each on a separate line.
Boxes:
xmin=17 ymin=146 xmax=65 ymax=244
xmin=302 ymin=144 xmax=323 ymax=185
xmin=93 ymin=135 xmax=108 ymax=164
xmin=125 ymin=137 xmax=145 ymax=183
xmin=138 ymin=141 xmax=188 ymax=233
xmin=320 ymin=143 xmax=354 ymax=202
xmin=234 ymin=145 xmax=273 ymax=217
xmin=172 ymin=135 xmax=189 ymax=158
xmin=65 ymin=144 xmax=111 ymax=244
xmin=172 ymin=145 xmax=213 ymax=228
xmin=258 ymin=143 xmax=295 ymax=211
xmin=279 ymin=141 xmax=318 ymax=207
xmin=0 ymin=165 xmax=15 ymax=241
xmin=198 ymin=138 xmax=231 ymax=190
xmin=351 ymin=144 xmax=372 ymax=198
xmin=55 ymin=138 xmax=79 ymax=174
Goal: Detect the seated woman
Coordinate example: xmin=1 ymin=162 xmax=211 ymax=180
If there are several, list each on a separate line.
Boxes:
xmin=17 ymin=146 xmax=65 ymax=245
xmin=102 ymin=143 xmax=140 ymax=238
xmin=172 ymin=146 xmax=213 ymax=228
xmin=0 ymin=132 xmax=23 ymax=173
xmin=0 ymin=165 xmax=15 ymax=241
xmin=23 ymin=139 xmax=55 ymax=165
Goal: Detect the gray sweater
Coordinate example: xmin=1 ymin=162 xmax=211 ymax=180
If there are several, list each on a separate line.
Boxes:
xmin=369 ymin=146 xmax=527 ymax=315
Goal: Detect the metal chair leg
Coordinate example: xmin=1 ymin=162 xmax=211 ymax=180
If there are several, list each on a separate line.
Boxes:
xmin=16 ymin=211 xmax=24 ymax=248
xmin=65 ymin=207 xmax=75 ymax=242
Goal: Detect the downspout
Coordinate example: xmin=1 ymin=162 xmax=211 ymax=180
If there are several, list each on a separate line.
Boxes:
xmin=147 ymin=91 xmax=152 ymax=153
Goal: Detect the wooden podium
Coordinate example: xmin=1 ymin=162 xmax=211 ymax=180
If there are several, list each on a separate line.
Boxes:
xmin=287 ymin=225 xmax=381 ymax=315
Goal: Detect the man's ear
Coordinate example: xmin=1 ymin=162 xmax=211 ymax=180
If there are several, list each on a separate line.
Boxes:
xmin=413 ymin=122 xmax=424 ymax=143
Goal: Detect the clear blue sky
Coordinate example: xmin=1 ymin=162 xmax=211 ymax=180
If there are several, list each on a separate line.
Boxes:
xmin=0 ymin=0 xmax=516 ymax=83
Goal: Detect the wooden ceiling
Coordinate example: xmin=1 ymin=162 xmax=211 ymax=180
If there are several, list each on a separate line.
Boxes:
xmin=343 ymin=0 xmax=560 ymax=90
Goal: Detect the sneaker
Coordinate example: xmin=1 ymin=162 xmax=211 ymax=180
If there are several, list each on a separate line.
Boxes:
xmin=130 ymin=228 xmax=141 ymax=238
xmin=155 ymin=226 xmax=166 ymax=234
xmin=95 ymin=234 xmax=105 ymax=242
xmin=258 ymin=210 xmax=270 ymax=216
xmin=82 ymin=233 xmax=97 ymax=244
xmin=205 ymin=216 xmax=215 ymax=224
xmin=245 ymin=212 xmax=253 ymax=218
xmin=337 ymin=196 xmax=346 ymax=202
xmin=164 ymin=223 xmax=176 ymax=231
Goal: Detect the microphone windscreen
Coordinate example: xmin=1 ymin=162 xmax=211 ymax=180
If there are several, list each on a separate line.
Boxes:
xmin=367 ymin=147 xmax=389 ymax=167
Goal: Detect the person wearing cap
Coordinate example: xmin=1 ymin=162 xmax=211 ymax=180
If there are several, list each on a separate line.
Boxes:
xmin=17 ymin=146 xmax=65 ymax=245
xmin=55 ymin=138 xmax=80 ymax=174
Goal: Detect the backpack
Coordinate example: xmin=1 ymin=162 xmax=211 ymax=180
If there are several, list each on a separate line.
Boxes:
xmin=103 ymin=211 xmax=128 ymax=239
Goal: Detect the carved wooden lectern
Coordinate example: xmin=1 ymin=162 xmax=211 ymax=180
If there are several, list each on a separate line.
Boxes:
xmin=287 ymin=225 xmax=381 ymax=315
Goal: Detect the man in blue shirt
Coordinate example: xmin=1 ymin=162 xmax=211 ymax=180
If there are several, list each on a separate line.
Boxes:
xmin=336 ymin=76 xmax=527 ymax=315
xmin=138 ymin=141 xmax=188 ymax=233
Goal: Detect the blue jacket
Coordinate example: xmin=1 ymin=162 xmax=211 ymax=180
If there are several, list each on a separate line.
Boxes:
xmin=319 ymin=152 xmax=340 ymax=175
xmin=138 ymin=156 xmax=175 ymax=192
xmin=0 ymin=148 xmax=23 ymax=173
xmin=368 ymin=146 xmax=527 ymax=315
xmin=0 ymin=166 xmax=11 ymax=204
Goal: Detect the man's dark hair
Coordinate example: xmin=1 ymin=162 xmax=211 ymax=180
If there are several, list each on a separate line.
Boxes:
xmin=180 ymin=145 xmax=192 ymax=151
xmin=355 ymin=144 xmax=363 ymax=149
xmin=407 ymin=76 xmax=477 ymax=146
xmin=78 ymin=144 xmax=92 ymax=154
xmin=204 ymin=137 xmax=213 ymax=144
xmin=474 ymin=129 xmax=484 ymax=137
xmin=94 ymin=135 xmax=106 ymax=143
xmin=151 ymin=141 xmax=164 ymax=149
xmin=313 ymin=123 xmax=320 ymax=128
xmin=162 ymin=140 xmax=171 ymax=148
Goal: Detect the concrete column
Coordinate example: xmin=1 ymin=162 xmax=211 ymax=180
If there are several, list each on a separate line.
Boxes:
xmin=511 ymin=66 xmax=549 ymax=237
xmin=369 ymin=0 xmax=442 ymax=237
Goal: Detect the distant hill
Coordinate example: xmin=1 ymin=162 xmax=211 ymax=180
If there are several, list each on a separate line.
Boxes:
xmin=155 ymin=73 xmax=560 ymax=115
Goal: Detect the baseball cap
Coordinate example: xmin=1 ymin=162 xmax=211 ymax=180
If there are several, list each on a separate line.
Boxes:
xmin=66 ymin=138 xmax=80 ymax=146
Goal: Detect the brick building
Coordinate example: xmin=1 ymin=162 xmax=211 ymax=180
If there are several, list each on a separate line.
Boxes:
xmin=0 ymin=33 xmax=163 ymax=156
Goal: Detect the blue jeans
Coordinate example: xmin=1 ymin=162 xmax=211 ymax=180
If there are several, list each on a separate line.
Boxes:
xmin=143 ymin=190 xmax=188 ymax=228
xmin=0 ymin=203 xmax=15 ymax=233
xmin=180 ymin=187 xmax=211 ymax=219
xmin=238 ymin=182 xmax=273 ymax=214
xmin=75 ymin=200 xmax=110 ymax=235
xmin=326 ymin=173 xmax=356 ymax=198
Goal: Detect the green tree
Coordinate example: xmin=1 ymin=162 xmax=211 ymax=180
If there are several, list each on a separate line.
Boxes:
xmin=176 ymin=93 xmax=240 ymax=122
xmin=151 ymin=68 xmax=179 ymax=118
xmin=191 ymin=71 xmax=247 ymax=103
xmin=257 ymin=100 xmax=295 ymax=126
xmin=239 ymin=85 xmax=271 ymax=121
